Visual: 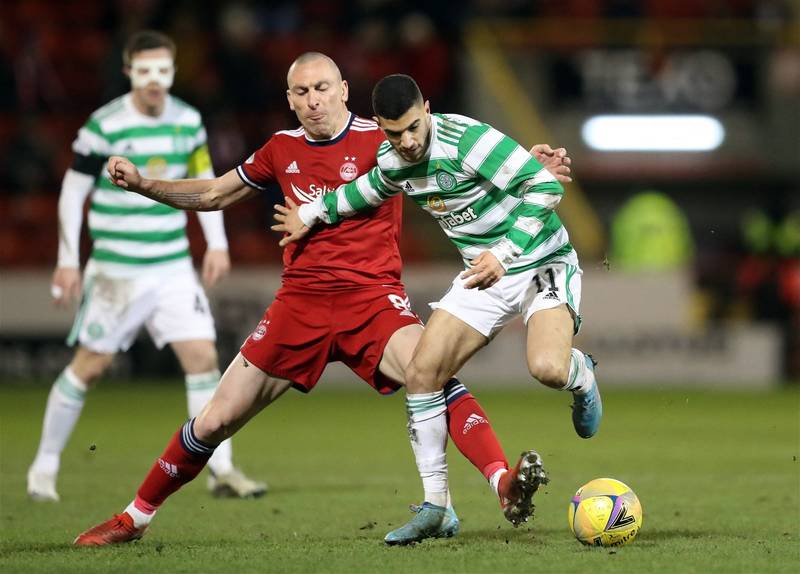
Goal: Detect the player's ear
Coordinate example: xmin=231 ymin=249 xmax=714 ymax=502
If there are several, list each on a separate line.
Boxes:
xmin=123 ymin=66 xmax=131 ymax=80
xmin=341 ymin=80 xmax=349 ymax=103
xmin=286 ymin=90 xmax=295 ymax=111
xmin=424 ymin=100 xmax=430 ymax=113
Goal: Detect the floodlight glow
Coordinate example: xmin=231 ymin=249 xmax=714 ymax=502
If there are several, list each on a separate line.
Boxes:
xmin=581 ymin=115 xmax=725 ymax=151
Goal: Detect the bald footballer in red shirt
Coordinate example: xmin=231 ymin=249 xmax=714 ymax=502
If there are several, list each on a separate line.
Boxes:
xmin=75 ymin=52 xmax=573 ymax=546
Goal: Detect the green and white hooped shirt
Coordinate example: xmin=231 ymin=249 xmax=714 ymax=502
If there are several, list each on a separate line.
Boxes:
xmin=301 ymin=113 xmax=575 ymax=274
xmin=70 ymin=94 xmax=215 ymax=277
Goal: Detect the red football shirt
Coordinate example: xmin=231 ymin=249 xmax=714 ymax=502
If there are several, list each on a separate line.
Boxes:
xmin=236 ymin=113 xmax=403 ymax=290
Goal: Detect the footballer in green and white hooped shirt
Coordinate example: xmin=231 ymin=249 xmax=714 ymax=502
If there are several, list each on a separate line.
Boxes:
xmin=281 ymin=74 xmax=602 ymax=542
xmin=28 ymin=31 xmax=265 ymax=506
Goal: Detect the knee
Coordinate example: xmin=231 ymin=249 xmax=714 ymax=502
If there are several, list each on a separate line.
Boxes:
xmin=404 ymin=360 xmax=443 ymax=394
xmin=70 ymin=353 xmax=113 ymax=386
xmin=527 ymin=354 xmax=568 ymax=389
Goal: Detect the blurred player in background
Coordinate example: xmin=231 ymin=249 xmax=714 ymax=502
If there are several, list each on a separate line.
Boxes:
xmin=275 ymin=74 xmax=603 ymax=539
xmin=73 ymin=52 xmax=572 ymax=546
xmin=27 ymin=30 xmax=265 ymax=503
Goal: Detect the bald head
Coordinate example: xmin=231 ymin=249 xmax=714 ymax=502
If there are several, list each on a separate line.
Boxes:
xmin=285 ymin=51 xmax=350 ymax=140
xmin=287 ymin=52 xmax=341 ymax=87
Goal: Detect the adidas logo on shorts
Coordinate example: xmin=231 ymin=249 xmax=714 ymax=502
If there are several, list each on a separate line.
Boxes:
xmin=543 ymin=290 xmax=560 ymax=301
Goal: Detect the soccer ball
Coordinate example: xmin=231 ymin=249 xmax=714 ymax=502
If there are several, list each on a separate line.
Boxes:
xmin=568 ymin=478 xmax=643 ymax=547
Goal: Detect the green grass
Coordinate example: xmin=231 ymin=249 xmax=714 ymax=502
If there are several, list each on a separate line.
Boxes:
xmin=1 ymin=382 xmax=798 ymax=573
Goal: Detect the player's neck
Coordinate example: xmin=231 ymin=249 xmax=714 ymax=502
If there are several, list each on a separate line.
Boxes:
xmin=130 ymin=92 xmax=167 ymax=118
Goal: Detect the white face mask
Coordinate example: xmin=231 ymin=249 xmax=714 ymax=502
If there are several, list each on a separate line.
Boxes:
xmin=130 ymin=57 xmax=175 ymax=89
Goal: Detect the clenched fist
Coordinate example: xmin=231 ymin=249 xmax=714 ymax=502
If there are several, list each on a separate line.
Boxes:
xmin=107 ymin=156 xmax=144 ymax=191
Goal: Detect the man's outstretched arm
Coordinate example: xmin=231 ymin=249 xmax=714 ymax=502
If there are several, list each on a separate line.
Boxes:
xmin=271 ymin=163 xmax=402 ymax=246
xmin=107 ymin=156 xmax=258 ymax=211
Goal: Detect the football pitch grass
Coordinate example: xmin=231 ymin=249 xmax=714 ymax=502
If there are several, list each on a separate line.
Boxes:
xmin=1 ymin=381 xmax=797 ymax=573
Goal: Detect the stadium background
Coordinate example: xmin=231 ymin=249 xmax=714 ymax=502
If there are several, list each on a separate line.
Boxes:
xmin=0 ymin=2 xmax=798 ymax=572
xmin=1 ymin=0 xmax=798 ymax=387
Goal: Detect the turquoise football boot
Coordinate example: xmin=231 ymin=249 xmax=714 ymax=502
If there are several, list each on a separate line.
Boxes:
xmin=384 ymin=502 xmax=459 ymax=545
xmin=572 ymin=354 xmax=603 ymax=438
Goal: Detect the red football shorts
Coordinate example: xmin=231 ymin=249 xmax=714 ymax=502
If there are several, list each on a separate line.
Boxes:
xmin=240 ymin=284 xmax=422 ymax=394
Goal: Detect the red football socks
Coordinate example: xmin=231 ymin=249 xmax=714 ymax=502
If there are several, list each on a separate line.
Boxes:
xmin=135 ymin=419 xmax=216 ymax=510
xmin=444 ymin=379 xmax=508 ymax=481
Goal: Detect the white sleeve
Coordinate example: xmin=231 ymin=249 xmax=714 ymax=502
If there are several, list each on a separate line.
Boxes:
xmin=57 ymin=168 xmax=95 ymax=268
xmin=298 ymin=197 xmax=327 ymax=227
xmin=197 ymin=210 xmax=228 ymax=250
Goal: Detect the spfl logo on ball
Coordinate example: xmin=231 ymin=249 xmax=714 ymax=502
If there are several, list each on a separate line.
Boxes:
xmin=340 ymin=156 xmax=358 ymax=181
xmin=251 ymin=319 xmax=269 ymax=341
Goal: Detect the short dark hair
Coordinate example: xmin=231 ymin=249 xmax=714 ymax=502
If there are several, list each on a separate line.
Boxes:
xmin=372 ymin=74 xmax=423 ymax=120
xmin=123 ymin=30 xmax=176 ymax=66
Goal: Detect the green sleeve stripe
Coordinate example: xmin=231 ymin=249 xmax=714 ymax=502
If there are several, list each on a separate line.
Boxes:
xmin=456 ymin=124 xmax=491 ymax=165
xmin=517 ymin=203 xmax=554 ymax=220
xmin=523 ymin=178 xmax=564 ymax=196
xmin=90 ymin=228 xmax=187 ymax=242
xmin=84 ymin=118 xmax=104 ymax=137
xmin=104 ymin=124 xmax=202 ymax=143
xmin=90 ymin=202 xmax=179 ymax=216
xmin=365 ymin=169 xmax=389 ymax=199
xmin=91 ymin=248 xmax=190 ymax=265
xmin=322 ymin=192 xmax=341 ymax=224
xmin=505 ymin=227 xmax=538 ymax=251
xmin=474 ymin=136 xmax=518 ymax=185
xmin=344 ymin=180 xmax=371 ymax=211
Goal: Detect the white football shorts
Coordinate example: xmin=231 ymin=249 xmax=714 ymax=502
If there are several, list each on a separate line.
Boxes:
xmin=67 ymin=267 xmax=216 ymax=353
xmin=430 ymin=260 xmax=583 ymax=339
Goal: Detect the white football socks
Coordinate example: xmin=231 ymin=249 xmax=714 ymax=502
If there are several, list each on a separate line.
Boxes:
xmin=185 ymin=370 xmax=233 ymax=476
xmin=406 ymin=391 xmax=450 ymax=508
xmin=124 ymin=501 xmax=155 ymax=528
xmin=30 ymin=367 xmax=88 ymax=475
xmin=562 ymin=349 xmax=595 ymax=396
xmin=489 ymin=468 xmax=508 ymax=498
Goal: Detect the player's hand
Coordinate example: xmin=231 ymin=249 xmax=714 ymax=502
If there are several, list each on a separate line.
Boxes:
xmin=530 ymin=144 xmax=572 ymax=183
xmin=51 ymin=266 xmax=82 ymax=308
xmin=272 ymin=198 xmax=311 ymax=247
xmin=201 ymin=249 xmax=230 ymax=288
xmin=107 ymin=156 xmax=144 ymax=191
xmin=461 ymin=251 xmax=506 ymax=290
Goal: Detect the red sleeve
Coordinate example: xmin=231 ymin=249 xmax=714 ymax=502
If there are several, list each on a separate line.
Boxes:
xmin=235 ymin=137 xmax=275 ymax=190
